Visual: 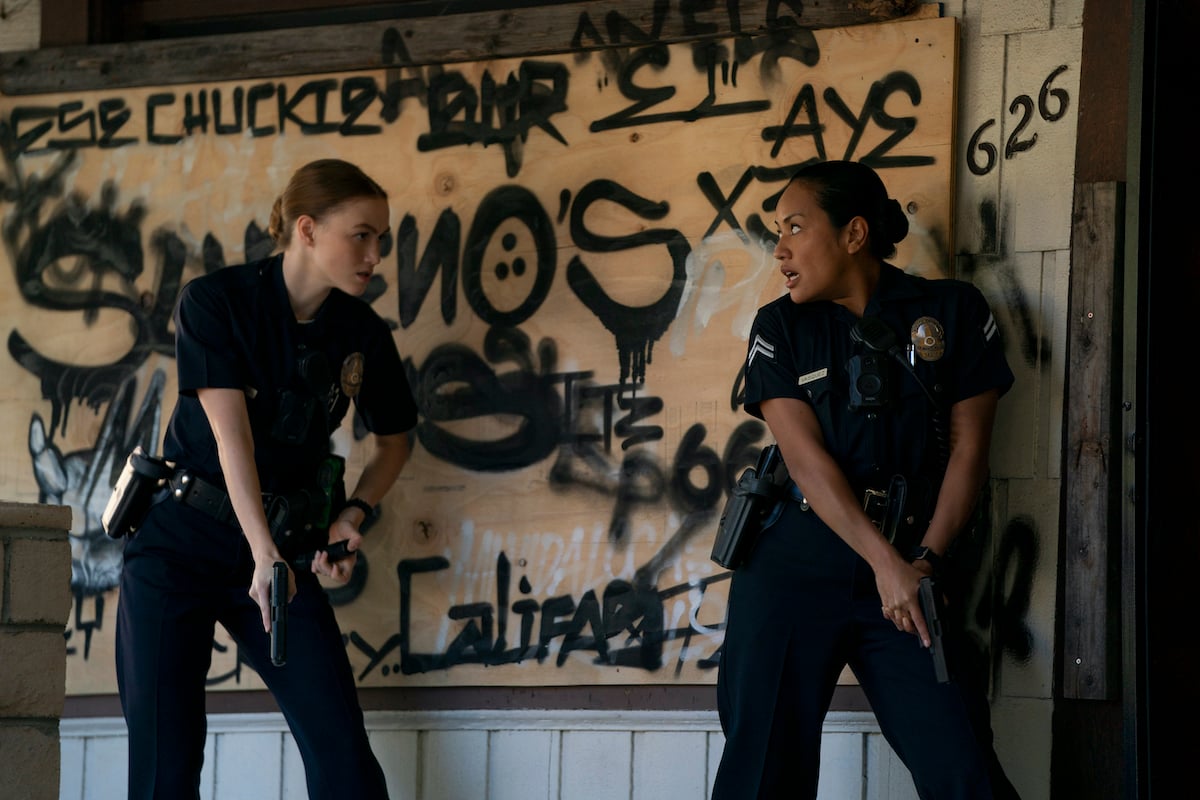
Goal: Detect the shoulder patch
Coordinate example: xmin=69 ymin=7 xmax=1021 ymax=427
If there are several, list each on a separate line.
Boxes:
xmin=983 ymin=311 xmax=998 ymax=342
xmin=747 ymin=334 xmax=776 ymax=368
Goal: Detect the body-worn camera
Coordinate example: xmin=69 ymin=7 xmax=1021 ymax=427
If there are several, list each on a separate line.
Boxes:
xmin=848 ymin=352 xmax=891 ymax=408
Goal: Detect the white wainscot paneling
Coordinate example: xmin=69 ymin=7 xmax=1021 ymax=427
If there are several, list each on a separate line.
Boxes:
xmin=62 ymin=709 xmax=916 ymax=800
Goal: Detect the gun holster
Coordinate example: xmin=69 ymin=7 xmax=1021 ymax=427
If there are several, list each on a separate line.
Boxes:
xmin=102 ymin=447 xmax=174 ymax=539
xmin=879 ymin=474 xmax=908 ymax=544
xmin=711 ymin=444 xmax=788 ymax=570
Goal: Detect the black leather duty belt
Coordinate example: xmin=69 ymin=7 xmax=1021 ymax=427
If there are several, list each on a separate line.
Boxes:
xmin=168 ymin=470 xmax=240 ymax=527
xmin=788 ymin=477 xmax=909 ymax=529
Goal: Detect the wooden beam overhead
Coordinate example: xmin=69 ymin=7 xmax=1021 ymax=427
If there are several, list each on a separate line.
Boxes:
xmin=2 ymin=0 xmax=922 ymax=95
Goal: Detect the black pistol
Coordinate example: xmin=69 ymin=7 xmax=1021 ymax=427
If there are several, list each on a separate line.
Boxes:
xmin=918 ymin=576 xmax=950 ymax=683
xmin=290 ymin=539 xmax=354 ymax=570
xmin=270 ymin=561 xmax=288 ymax=667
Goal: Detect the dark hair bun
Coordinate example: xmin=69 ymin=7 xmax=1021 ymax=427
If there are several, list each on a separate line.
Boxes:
xmin=882 ymin=198 xmax=909 ymax=245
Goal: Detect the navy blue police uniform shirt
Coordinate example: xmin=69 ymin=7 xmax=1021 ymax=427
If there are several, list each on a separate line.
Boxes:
xmin=164 ymin=254 xmax=419 ymax=494
xmin=742 ymin=263 xmax=1014 ymax=491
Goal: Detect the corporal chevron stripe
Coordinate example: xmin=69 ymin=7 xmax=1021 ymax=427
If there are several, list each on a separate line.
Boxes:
xmin=747 ymin=334 xmax=776 ymax=367
xmin=983 ymin=312 xmax=998 ymax=341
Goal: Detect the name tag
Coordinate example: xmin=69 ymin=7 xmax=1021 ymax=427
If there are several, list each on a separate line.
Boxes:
xmin=798 ymin=368 xmax=827 ymax=386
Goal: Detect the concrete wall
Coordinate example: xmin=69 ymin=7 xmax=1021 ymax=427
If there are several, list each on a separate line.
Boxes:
xmin=0 ymin=501 xmax=72 ymax=800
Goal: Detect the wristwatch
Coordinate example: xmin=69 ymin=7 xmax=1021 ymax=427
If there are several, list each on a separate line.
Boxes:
xmin=342 ymin=497 xmax=374 ymax=519
xmin=908 ymin=545 xmax=942 ymax=573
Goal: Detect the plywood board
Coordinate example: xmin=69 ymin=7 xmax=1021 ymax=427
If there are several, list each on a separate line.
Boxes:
xmin=0 ymin=15 xmax=958 ymax=692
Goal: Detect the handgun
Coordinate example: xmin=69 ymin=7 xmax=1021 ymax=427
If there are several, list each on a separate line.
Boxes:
xmin=270 ymin=561 xmax=288 ymax=667
xmin=918 ymin=576 xmax=950 ymax=683
xmin=289 ymin=540 xmax=354 ymax=570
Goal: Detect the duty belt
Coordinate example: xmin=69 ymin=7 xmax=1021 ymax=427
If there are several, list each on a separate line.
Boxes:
xmin=167 ymin=469 xmax=331 ymax=549
xmin=789 ymin=474 xmax=920 ymax=545
xmin=168 ymin=470 xmax=239 ymax=527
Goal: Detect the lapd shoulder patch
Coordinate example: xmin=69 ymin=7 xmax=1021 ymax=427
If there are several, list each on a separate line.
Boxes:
xmin=341 ymin=353 xmax=365 ymax=397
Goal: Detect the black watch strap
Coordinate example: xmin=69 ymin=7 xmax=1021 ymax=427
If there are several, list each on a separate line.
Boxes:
xmin=342 ymin=497 xmax=374 ymax=518
xmin=908 ymin=545 xmax=942 ymax=572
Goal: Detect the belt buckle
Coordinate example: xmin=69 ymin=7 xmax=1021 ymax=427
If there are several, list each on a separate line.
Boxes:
xmin=862 ymin=488 xmax=888 ymax=528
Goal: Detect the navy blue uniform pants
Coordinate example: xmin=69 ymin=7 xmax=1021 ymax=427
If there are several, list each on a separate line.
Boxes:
xmin=713 ymin=500 xmax=1017 ymax=800
xmin=116 ymin=501 xmax=389 ymax=800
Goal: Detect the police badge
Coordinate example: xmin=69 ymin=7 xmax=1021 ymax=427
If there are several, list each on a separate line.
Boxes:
xmin=341 ymin=353 xmax=364 ymax=397
xmin=910 ymin=316 xmax=946 ymax=362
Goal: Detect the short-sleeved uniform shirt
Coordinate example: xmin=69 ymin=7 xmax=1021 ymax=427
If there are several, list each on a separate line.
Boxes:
xmin=165 ymin=254 xmax=419 ymax=494
xmin=742 ymin=264 xmax=1013 ymax=491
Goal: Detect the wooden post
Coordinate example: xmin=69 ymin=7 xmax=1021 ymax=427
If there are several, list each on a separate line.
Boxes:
xmin=1061 ymin=180 xmax=1124 ymax=700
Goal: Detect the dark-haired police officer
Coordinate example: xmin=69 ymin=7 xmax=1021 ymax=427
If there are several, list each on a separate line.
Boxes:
xmin=713 ymin=160 xmax=1021 ymax=800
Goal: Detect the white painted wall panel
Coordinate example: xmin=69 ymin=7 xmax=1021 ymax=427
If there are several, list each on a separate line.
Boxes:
xmin=631 ymin=730 xmax=708 ymax=800
xmin=489 ymin=730 xmax=554 ymax=800
xmin=213 ymin=732 xmax=282 ymax=800
xmin=200 ymin=732 xmax=216 ymax=799
xmin=1046 ymin=248 xmax=1071 ymax=480
xmin=423 ymin=729 xmax=489 ymax=800
xmin=981 ymin=0 xmax=1052 ymax=35
xmin=59 ymin=735 xmax=84 ymax=800
xmin=0 ymin=0 xmax=37 ymax=52
xmin=988 ymin=249 xmax=1045 ymax=479
xmin=282 ymin=732 xmax=306 ymax=799
xmin=61 ymin=710 xmax=1008 ymax=799
xmin=560 ymin=730 xmax=631 ymax=800
xmin=816 ymin=732 xmax=865 ymax=800
xmin=865 ymin=732 xmax=921 ymax=800
xmin=1004 ymin=28 xmax=1084 ymax=253
xmin=705 ymin=732 xmax=723 ymax=798
xmin=954 ymin=14 xmax=1005 ymax=257
xmin=997 ymin=476 xmax=1059 ymax=701
xmin=369 ymin=729 xmax=420 ymax=800
xmin=992 ymin=697 xmax=1052 ymax=800
xmin=81 ymin=736 xmax=126 ymax=800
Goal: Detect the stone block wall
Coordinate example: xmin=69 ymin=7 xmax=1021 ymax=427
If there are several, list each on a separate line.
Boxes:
xmin=0 ymin=501 xmax=72 ymax=800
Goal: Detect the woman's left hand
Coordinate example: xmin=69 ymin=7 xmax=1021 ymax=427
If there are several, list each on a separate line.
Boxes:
xmin=311 ymin=518 xmax=364 ymax=583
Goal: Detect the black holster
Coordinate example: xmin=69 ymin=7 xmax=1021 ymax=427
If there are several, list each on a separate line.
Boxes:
xmin=102 ymin=447 xmax=174 ymax=539
xmin=872 ymin=474 xmax=938 ymax=555
xmin=711 ymin=444 xmax=789 ymax=570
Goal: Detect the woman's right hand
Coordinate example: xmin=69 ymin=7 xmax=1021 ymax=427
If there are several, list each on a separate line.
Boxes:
xmin=250 ymin=553 xmax=294 ymax=632
xmin=876 ymin=553 xmax=931 ymax=646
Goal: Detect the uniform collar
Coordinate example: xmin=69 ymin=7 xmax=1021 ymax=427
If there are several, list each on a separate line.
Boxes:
xmin=260 ymin=252 xmax=287 ymax=307
xmin=863 ymin=263 xmax=922 ymax=316
xmin=263 ymin=252 xmax=334 ymax=328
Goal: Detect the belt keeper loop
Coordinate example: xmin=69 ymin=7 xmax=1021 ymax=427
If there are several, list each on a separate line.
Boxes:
xmin=172 ymin=472 xmax=192 ymax=500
